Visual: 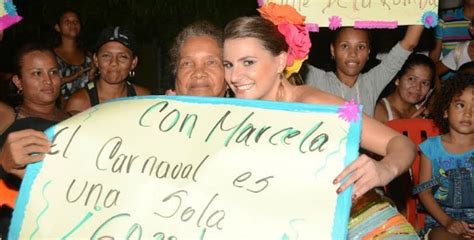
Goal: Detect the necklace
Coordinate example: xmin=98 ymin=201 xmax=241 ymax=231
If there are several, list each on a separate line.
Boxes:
xmin=19 ymin=105 xmax=67 ymax=122
xmin=338 ymin=79 xmax=361 ymax=103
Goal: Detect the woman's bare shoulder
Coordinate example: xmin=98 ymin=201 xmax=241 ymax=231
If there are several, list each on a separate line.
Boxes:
xmin=64 ymin=89 xmax=91 ymax=115
xmin=0 ymin=102 xmax=15 ymax=134
xmin=134 ymin=85 xmax=151 ymax=96
xmin=295 ymin=85 xmax=344 ymax=105
xmin=374 ymin=100 xmax=389 ymax=123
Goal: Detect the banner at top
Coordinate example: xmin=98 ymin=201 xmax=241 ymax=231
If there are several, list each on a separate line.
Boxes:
xmin=260 ymin=0 xmax=438 ymax=29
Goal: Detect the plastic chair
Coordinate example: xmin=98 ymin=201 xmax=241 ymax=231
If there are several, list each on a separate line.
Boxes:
xmin=0 ymin=178 xmax=18 ymax=209
xmin=385 ymin=118 xmax=440 ymax=230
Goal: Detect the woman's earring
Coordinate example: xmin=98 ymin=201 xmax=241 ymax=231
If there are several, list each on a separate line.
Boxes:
xmin=17 ymin=89 xmax=23 ymax=95
xmin=128 ymin=71 xmax=136 ymax=78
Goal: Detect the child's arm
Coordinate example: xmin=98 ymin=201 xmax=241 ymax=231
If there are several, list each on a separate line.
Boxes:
xmin=399 ymin=25 xmax=424 ymax=51
xmin=418 ymin=153 xmax=473 ymax=236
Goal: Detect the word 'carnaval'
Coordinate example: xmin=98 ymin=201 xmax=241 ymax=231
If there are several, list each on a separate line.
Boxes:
xmin=96 ymin=136 xmax=207 ymax=180
xmin=139 ymin=100 xmax=329 ymax=154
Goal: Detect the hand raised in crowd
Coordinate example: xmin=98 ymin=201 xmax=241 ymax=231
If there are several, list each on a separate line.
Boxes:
xmin=0 ymin=129 xmax=51 ymax=178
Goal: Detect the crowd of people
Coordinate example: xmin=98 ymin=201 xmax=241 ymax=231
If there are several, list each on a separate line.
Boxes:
xmin=0 ymin=2 xmax=473 ymax=239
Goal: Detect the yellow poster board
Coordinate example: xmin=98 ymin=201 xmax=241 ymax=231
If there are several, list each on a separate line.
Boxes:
xmin=262 ymin=0 xmax=438 ymax=28
xmin=10 ymin=96 xmax=361 ymax=239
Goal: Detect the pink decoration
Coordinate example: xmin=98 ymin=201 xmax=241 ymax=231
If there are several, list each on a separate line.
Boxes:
xmin=328 ymin=16 xmax=342 ymax=30
xmin=0 ymin=15 xmax=22 ymax=31
xmin=165 ymin=89 xmax=177 ymax=95
xmin=257 ymin=0 xmax=265 ymax=7
xmin=354 ymin=21 xmax=398 ymax=29
xmin=421 ymin=11 xmax=438 ymax=28
xmin=425 ymin=16 xmax=434 ymax=26
xmin=305 ymin=23 xmax=319 ymax=32
xmin=337 ymin=99 xmax=360 ymax=123
xmin=278 ymin=23 xmax=311 ymax=66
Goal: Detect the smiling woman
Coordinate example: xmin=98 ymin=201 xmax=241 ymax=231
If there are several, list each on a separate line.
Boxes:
xmin=305 ymin=25 xmax=424 ymax=117
xmin=223 ymin=15 xmax=418 ymax=238
xmin=64 ymin=26 xmax=150 ymax=115
xmin=374 ymin=53 xmax=435 ymax=123
xmin=169 ymin=21 xmax=227 ymax=97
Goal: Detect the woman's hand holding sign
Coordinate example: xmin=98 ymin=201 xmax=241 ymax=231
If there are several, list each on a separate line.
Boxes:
xmin=0 ymin=129 xmax=51 ymax=178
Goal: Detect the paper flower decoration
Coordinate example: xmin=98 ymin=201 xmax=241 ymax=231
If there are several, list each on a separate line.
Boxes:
xmin=354 ymin=21 xmax=398 ymax=29
xmin=278 ymin=23 xmax=311 ymax=66
xmin=421 ymin=11 xmax=438 ymax=28
xmin=305 ymin=23 xmax=319 ymax=32
xmin=328 ymin=16 xmax=342 ymax=30
xmin=258 ymin=2 xmax=305 ymax=25
xmin=285 ymin=57 xmax=307 ymax=78
xmin=0 ymin=0 xmax=22 ymax=31
xmin=258 ymin=3 xmax=311 ymax=77
xmin=337 ymin=99 xmax=360 ymax=123
xmin=4 ymin=0 xmax=16 ymax=15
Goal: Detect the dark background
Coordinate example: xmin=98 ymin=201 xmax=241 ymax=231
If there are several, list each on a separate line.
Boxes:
xmin=0 ymin=0 xmax=461 ymax=96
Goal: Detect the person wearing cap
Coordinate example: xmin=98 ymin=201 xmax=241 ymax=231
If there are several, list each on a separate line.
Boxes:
xmin=64 ymin=26 xmax=150 ymax=115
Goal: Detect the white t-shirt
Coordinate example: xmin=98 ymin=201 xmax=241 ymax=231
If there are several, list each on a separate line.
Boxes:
xmin=441 ymin=41 xmax=472 ymax=70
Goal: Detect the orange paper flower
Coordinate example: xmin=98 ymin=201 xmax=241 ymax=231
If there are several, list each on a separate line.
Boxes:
xmin=257 ymin=2 xmax=305 ymax=25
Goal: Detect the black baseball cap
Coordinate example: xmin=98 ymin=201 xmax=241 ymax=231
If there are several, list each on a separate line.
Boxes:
xmin=95 ymin=26 xmax=137 ymax=53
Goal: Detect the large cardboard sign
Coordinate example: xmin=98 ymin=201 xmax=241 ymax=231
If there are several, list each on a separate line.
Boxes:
xmin=10 ymin=96 xmax=361 ymax=239
xmin=261 ymin=0 xmax=438 ymax=27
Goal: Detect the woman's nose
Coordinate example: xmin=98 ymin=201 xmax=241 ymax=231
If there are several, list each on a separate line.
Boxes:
xmin=191 ymin=64 xmax=208 ymax=79
xmin=228 ymin=67 xmax=241 ymax=83
xmin=44 ymin=75 xmax=53 ymax=85
xmin=414 ymin=82 xmax=422 ymax=91
xmin=110 ymin=56 xmax=119 ymax=66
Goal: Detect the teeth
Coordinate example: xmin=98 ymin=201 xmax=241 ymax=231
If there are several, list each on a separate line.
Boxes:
xmin=236 ymin=83 xmax=254 ymax=91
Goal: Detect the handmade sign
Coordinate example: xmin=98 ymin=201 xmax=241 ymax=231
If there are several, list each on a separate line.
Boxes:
xmin=258 ymin=0 xmax=439 ymax=29
xmin=1 ymin=0 xmax=22 ymax=31
xmin=10 ymin=96 xmax=361 ymax=239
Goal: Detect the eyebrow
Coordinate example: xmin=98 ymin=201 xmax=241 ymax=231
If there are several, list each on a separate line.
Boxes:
xmin=237 ymin=56 xmax=255 ymax=61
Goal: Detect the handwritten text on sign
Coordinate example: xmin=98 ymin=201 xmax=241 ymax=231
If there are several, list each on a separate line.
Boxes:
xmin=10 ymin=96 xmax=361 ymax=239
xmin=263 ymin=0 xmax=438 ymax=26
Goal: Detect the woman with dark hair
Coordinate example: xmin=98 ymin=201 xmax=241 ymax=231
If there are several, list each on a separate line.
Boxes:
xmin=0 ymin=42 xmax=68 ymax=177
xmin=305 ymin=26 xmax=424 ymax=117
xmin=53 ymin=10 xmax=95 ymax=101
xmin=65 ymin=26 xmax=150 ymax=114
xmin=223 ymin=14 xmax=418 ymax=238
xmin=168 ymin=21 xmax=227 ymax=97
xmin=375 ymin=53 xmax=436 ymax=123
xmin=0 ymin=42 xmax=69 ymax=238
